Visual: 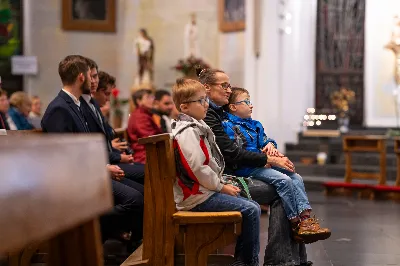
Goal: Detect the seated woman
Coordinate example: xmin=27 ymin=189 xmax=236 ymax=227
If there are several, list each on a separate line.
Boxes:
xmin=127 ymin=89 xmax=162 ymax=164
xmin=223 ymin=87 xmax=331 ymax=244
xmin=199 ymin=68 xmax=311 ymax=266
xmin=8 ymin=91 xmax=34 ymax=130
xmin=28 ymin=95 xmax=42 ymax=129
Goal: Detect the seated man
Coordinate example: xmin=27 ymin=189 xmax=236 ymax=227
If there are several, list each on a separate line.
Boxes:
xmin=127 ymin=89 xmax=162 ymax=164
xmin=199 ymin=68 xmax=311 ymax=266
xmin=152 ymin=89 xmax=174 ymax=133
xmin=80 ymin=59 xmax=145 ymax=184
xmin=41 ymin=55 xmax=143 ymax=251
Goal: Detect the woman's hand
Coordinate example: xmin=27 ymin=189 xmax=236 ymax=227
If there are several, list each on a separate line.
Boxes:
xmin=220 ymin=184 xmax=241 ymax=197
xmin=107 ymin=164 xmax=125 ymax=181
xmin=266 ymin=156 xmax=295 ymax=172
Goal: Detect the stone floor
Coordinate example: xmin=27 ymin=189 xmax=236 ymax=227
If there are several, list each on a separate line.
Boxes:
xmin=259 ymin=191 xmax=400 ymax=266
xmin=3 ymin=191 xmax=400 ymax=266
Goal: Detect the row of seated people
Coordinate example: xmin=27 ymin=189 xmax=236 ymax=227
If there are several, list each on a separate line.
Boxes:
xmin=0 ymin=90 xmax=43 ymax=130
xmin=35 ymin=54 xmax=328 ymax=266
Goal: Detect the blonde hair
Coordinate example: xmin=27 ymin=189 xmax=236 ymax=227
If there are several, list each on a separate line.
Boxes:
xmin=9 ymin=91 xmax=30 ymax=108
xmin=172 ymin=78 xmax=205 ymax=111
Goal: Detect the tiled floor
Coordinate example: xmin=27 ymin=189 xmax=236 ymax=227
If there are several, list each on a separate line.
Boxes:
xmin=258 ymin=191 xmax=400 ymax=266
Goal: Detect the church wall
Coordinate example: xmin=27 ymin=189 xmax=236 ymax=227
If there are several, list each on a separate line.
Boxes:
xmin=23 ymin=0 xmax=139 ymax=109
xmin=136 ymin=0 xmax=220 ymax=89
xmin=365 ymin=0 xmax=400 ymax=127
xmin=244 ymin=0 xmax=317 ymax=151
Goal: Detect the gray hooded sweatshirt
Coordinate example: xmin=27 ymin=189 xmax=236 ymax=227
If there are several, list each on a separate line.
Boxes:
xmin=171 ymin=113 xmax=225 ymax=211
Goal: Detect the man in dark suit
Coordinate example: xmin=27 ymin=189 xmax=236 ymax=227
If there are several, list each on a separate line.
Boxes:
xmin=80 ymin=59 xmax=145 ymax=184
xmin=41 ymin=55 xmax=92 ymax=133
xmin=41 ymin=55 xmax=143 ymax=251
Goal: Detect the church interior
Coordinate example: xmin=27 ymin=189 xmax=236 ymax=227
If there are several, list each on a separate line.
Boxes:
xmin=1 ymin=0 xmax=400 ymax=265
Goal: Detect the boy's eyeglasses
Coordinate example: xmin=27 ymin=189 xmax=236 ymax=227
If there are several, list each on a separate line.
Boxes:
xmin=234 ymin=99 xmax=252 ymax=106
xmin=184 ymin=96 xmax=210 ymax=106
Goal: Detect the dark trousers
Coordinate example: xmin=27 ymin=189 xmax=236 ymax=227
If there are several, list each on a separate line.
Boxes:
xmin=118 ymin=163 xmax=145 ymax=185
xmin=100 ymin=179 xmax=144 ymax=243
xmin=248 ymin=179 xmax=307 ymax=266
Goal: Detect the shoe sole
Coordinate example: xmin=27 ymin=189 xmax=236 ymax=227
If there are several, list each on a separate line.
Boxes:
xmin=294 ymin=231 xmax=331 ymax=244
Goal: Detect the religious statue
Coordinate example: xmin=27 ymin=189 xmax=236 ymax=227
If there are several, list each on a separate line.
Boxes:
xmin=184 ymin=13 xmax=199 ymax=58
xmin=135 ymin=28 xmax=154 ymax=84
xmin=385 ymin=16 xmax=400 ymax=132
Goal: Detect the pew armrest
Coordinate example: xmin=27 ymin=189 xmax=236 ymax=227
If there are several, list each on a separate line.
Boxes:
xmin=173 ymin=211 xmax=242 ymax=224
xmin=138 ymin=133 xmax=172 ymax=145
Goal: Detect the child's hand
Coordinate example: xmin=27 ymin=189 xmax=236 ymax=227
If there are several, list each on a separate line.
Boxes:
xmin=262 ymin=143 xmax=279 ymax=156
xmin=220 ymin=184 xmax=241 ymax=197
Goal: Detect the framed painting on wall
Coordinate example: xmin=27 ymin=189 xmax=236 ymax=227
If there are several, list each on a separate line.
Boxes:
xmin=218 ymin=0 xmax=245 ymax=32
xmin=62 ymin=0 xmax=116 ymax=32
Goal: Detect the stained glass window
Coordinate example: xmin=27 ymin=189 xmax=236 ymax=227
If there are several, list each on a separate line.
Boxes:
xmin=0 ymin=0 xmax=22 ymax=94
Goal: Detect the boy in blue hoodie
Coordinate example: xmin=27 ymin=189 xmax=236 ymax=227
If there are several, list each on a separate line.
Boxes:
xmin=222 ymin=87 xmax=331 ymax=244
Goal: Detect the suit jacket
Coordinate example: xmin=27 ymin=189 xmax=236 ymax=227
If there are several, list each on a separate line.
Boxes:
xmin=41 ymin=90 xmax=89 ymax=133
xmin=0 ymin=112 xmax=10 ymax=130
xmin=80 ymin=96 xmax=122 ymax=164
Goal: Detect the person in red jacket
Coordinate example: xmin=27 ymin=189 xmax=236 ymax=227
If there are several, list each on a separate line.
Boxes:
xmin=128 ymin=89 xmax=162 ymax=163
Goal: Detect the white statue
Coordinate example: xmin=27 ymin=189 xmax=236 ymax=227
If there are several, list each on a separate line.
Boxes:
xmin=184 ymin=13 xmax=200 ymax=58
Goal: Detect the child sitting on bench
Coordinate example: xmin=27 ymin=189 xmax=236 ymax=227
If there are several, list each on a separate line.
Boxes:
xmin=222 ymin=87 xmax=331 ymax=244
xmin=171 ymin=79 xmax=261 ymax=266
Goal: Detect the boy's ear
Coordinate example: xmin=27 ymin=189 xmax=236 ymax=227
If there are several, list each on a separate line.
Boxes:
xmin=179 ymin=103 xmax=187 ymax=113
xmin=229 ymin=103 xmax=236 ymax=112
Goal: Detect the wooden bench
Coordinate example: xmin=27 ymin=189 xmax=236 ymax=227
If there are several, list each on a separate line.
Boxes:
xmin=122 ymin=134 xmax=242 ymax=266
xmin=372 ymin=137 xmax=400 ymax=201
xmin=324 ymin=135 xmax=387 ymax=198
xmin=1 ymin=134 xmax=113 ymax=265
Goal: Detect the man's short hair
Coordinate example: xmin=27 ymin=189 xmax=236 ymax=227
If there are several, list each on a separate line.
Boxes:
xmin=132 ymin=89 xmax=153 ymax=107
xmin=97 ymin=71 xmax=112 ymax=91
xmin=154 ymin=89 xmax=171 ymax=101
xmin=86 ymin=57 xmax=98 ymax=71
xmin=58 ymin=55 xmax=89 ymax=85
xmin=172 ymin=78 xmax=205 ymax=111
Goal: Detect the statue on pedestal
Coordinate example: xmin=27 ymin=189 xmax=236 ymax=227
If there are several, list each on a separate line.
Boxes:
xmin=385 ymin=16 xmax=400 ymax=133
xmin=184 ymin=13 xmax=200 ymax=58
xmin=135 ymin=28 xmax=154 ymax=84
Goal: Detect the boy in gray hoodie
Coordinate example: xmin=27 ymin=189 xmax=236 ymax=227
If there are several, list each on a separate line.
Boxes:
xmin=171 ymin=78 xmax=261 ymax=266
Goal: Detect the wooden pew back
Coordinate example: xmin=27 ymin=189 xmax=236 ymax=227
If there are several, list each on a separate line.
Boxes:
xmin=139 ymin=134 xmax=176 ymax=266
xmin=0 ymin=134 xmax=112 ymax=265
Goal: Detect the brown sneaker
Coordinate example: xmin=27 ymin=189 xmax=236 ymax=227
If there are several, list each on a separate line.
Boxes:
xmin=293 ymin=217 xmax=331 ymax=244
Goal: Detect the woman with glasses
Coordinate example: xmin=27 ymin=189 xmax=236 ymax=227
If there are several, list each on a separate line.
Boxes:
xmin=198 ymin=68 xmax=313 ymax=266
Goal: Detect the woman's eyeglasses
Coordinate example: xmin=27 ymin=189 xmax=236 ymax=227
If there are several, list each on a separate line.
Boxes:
xmin=234 ymin=99 xmax=252 ymax=106
xmin=184 ymin=96 xmax=210 ymax=106
xmin=211 ymin=82 xmax=231 ymax=90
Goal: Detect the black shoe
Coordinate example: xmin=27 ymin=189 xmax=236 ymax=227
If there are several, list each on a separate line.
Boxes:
xmin=296 ymin=261 xmax=313 ymax=266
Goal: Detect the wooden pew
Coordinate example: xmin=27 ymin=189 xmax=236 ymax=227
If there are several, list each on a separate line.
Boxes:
xmin=122 ymin=134 xmax=242 ymax=266
xmin=1 ymin=134 xmax=113 ymax=265
xmin=324 ymin=135 xmax=387 ymax=198
xmin=372 ymin=137 xmax=400 ymax=201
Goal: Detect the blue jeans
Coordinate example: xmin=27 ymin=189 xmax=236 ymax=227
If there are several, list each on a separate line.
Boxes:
xmin=192 ymin=193 xmax=261 ymax=266
xmin=249 ymin=167 xmax=311 ymax=220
